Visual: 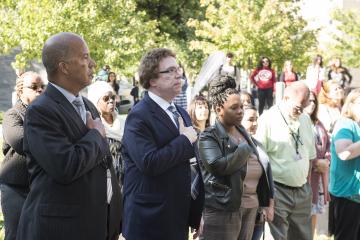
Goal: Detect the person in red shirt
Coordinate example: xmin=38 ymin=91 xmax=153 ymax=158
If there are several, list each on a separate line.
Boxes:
xmin=279 ymin=60 xmax=298 ymax=87
xmin=250 ymin=56 xmax=276 ymax=115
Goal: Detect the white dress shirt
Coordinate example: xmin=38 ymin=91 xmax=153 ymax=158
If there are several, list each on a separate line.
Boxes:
xmin=50 ymin=83 xmax=86 ymax=123
xmin=148 ymin=91 xmax=179 ymax=127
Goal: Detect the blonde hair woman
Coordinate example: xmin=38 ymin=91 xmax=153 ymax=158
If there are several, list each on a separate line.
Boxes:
xmin=317 ymin=80 xmax=344 ymax=134
xmin=329 ymin=88 xmax=360 ymax=239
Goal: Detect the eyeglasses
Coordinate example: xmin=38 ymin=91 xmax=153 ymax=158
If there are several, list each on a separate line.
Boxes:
xmin=25 ymin=84 xmax=45 ymax=91
xmin=158 ymin=66 xmax=183 ymax=75
xmin=102 ymin=95 xmax=116 ymax=102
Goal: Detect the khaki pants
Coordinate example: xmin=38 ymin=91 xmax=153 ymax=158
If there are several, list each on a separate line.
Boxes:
xmin=269 ymin=182 xmax=312 ymax=240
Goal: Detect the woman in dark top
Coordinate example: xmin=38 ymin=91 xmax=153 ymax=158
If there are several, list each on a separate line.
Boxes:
xmin=328 ymin=57 xmax=352 ymax=89
xmin=187 ymin=95 xmax=210 ymax=238
xmin=107 ymin=71 xmax=121 ymax=109
xmin=0 ymin=71 xmax=45 ymax=240
xmin=198 ymin=75 xmax=272 ymax=240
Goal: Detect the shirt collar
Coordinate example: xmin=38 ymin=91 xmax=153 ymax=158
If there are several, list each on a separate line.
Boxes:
xmin=148 ymin=90 xmax=175 ymax=112
xmin=50 ymin=82 xmax=83 ymax=104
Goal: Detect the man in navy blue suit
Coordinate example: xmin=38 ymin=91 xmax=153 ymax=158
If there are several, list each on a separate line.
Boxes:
xmin=122 ymin=48 xmax=202 ymax=240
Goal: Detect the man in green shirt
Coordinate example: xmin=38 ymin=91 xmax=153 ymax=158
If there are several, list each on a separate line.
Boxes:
xmin=255 ymin=81 xmax=316 ymax=240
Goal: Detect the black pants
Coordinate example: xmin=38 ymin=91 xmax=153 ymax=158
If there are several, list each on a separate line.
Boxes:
xmin=257 ymin=88 xmax=273 ymax=115
xmin=332 ymin=195 xmax=360 ymax=240
xmin=0 ymin=184 xmax=29 ymax=240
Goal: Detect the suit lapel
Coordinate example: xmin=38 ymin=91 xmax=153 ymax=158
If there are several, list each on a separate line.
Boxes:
xmin=83 ymin=98 xmax=100 ymax=119
xmin=177 ymin=106 xmax=191 ymax=126
xmin=144 ymin=93 xmax=179 ymax=136
xmin=45 ymin=84 xmax=86 ymax=130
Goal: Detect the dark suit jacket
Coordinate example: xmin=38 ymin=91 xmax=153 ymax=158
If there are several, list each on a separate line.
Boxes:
xmin=122 ymin=92 xmax=202 ymax=240
xmin=17 ymin=84 xmax=122 ymax=240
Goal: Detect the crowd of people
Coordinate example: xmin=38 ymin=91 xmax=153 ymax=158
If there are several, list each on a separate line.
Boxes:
xmin=0 ymin=31 xmax=359 ymax=240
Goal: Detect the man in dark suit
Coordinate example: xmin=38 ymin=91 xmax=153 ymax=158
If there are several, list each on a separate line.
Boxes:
xmin=122 ymin=48 xmax=204 ymax=240
xmin=17 ymin=32 xmax=122 ymax=240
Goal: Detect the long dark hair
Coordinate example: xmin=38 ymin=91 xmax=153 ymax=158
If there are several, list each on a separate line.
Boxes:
xmin=309 ymin=91 xmax=319 ymax=124
xmin=312 ymin=54 xmax=323 ymax=68
xmin=256 ymin=56 xmax=272 ymax=70
xmin=188 ymin=95 xmax=210 ymax=132
xmin=107 ymin=72 xmax=116 ymax=83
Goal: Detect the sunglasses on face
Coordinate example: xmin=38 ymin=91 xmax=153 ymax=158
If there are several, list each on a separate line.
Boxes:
xmin=102 ymin=95 xmax=116 ymax=102
xmin=25 ymin=84 xmax=45 ymax=91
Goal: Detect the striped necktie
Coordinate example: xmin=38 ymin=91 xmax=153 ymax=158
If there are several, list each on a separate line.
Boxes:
xmin=72 ymin=97 xmax=86 ymax=123
xmin=106 ymin=169 xmax=113 ymax=204
xmin=168 ymin=105 xmax=180 ymax=128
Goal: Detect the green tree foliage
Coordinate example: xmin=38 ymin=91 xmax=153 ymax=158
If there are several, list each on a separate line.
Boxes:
xmin=188 ymin=0 xmax=318 ymax=73
xmin=0 ymin=0 xmax=159 ymax=76
xmin=327 ymin=9 xmax=360 ymax=68
xmin=135 ymin=0 xmax=206 ymax=76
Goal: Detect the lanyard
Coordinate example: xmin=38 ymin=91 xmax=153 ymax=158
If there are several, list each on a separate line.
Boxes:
xmin=278 ymin=107 xmax=303 ymax=154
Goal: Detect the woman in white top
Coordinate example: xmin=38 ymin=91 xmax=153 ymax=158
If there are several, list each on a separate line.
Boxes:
xmin=305 ymin=54 xmax=326 ymax=95
xmin=88 ymin=81 xmax=124 ymax=185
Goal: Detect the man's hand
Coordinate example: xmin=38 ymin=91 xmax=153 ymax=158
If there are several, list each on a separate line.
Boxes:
xmin=178 ymin=117 xmax=197 ymax=143
xmin=86 ymin=111 xmax=106 ymax=138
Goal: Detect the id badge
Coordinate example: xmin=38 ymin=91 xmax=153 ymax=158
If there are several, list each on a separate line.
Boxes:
xmin=294 ymin=153 xmax=302 ymax=161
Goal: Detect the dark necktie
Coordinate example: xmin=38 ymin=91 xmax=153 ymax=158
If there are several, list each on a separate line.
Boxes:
xmin=72 ymin=97 xmax=86 ymax=123
xmin=168 ymin=105 xmax=180 ymax=128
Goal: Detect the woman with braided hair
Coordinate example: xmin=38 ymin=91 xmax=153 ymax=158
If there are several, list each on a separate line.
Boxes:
xmin=0 ymin=71 xmax=45 ymax=240
xmin=197 ymin=75 xmax=272 ymax=240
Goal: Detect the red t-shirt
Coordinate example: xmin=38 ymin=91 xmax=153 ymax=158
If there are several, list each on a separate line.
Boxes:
xmin=250 ymin=67 xmax=276 ymax=89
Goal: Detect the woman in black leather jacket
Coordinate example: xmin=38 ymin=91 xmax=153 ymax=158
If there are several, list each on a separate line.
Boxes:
xmin=198 ymin=75 xmax=272 ymax=240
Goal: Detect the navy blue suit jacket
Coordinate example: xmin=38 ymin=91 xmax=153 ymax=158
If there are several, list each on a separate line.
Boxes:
xmin=122 ymin=92 xmax=197 ymax=240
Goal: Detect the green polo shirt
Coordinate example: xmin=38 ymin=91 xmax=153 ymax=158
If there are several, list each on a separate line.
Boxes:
xmin=255 ymin=105 xmax=316 ymax=187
